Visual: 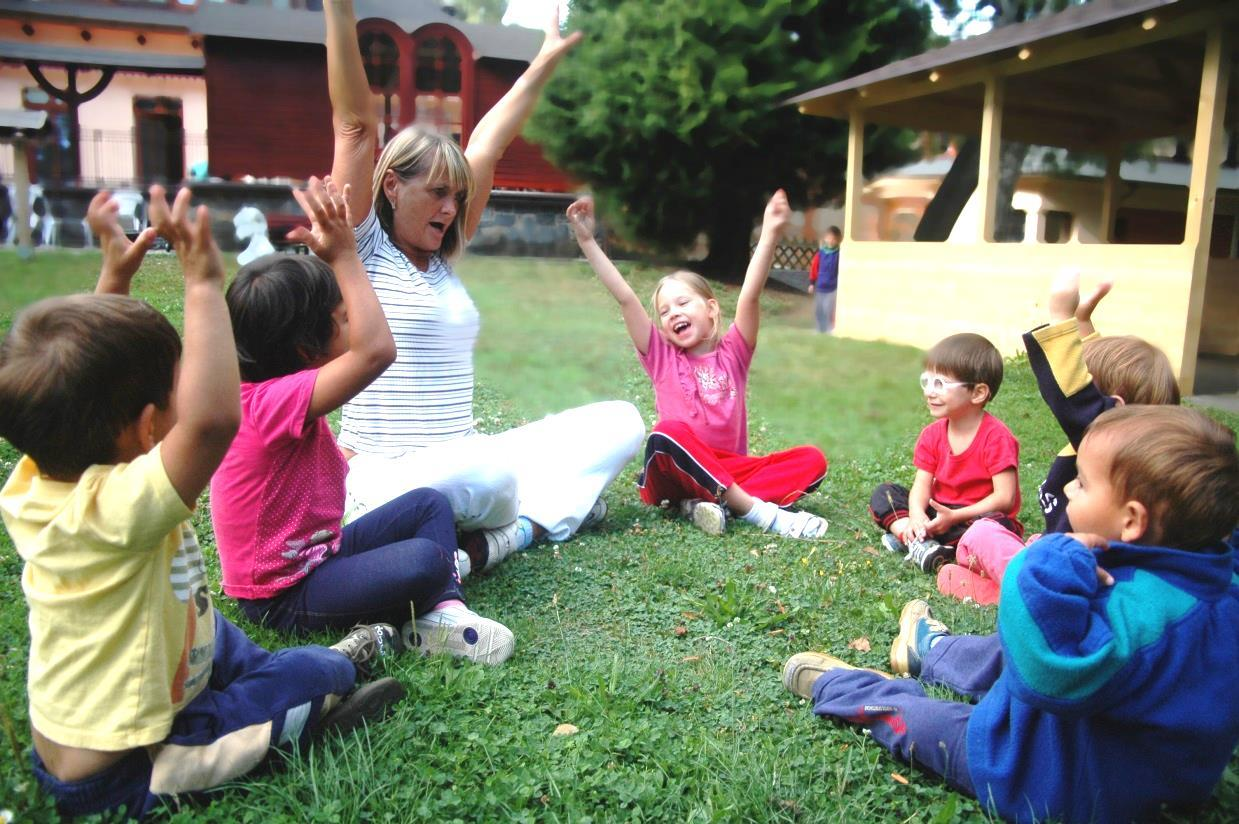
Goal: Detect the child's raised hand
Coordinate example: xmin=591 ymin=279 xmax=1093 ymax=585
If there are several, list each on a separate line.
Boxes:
xmin=760 ymin=188 xmax=792 ymax=241
xmin=1075 ymin=280 xmax=1112 ymax=327
xmin=1047 ymin=268 xmax=1083 ymax=322
xmin=566 ymin=196 xmax=597 ymax=244
xmin=149 ymin=184 xmax=225 ymax=286
xmin=88 ymin=190 xmax=157 ymax=292
xmin=288 ymin=176 xmax=357 ymax=264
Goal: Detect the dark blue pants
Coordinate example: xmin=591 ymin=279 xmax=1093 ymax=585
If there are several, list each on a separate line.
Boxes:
xmin=811 ymin=634 xmax=1005 ymax=795
xmin=239 ymin=488 xmax=465 ymax=634
xmin=32 ymin=611 xmax=355 ymax=819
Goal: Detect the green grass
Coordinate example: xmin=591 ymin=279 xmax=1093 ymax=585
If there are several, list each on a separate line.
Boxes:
xmin=1 ymin=250 xmax=1237 ymax=822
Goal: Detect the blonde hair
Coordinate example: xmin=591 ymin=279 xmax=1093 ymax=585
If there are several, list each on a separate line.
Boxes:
xmin=372 ymin=126 xmax=475 ymax=259
xmin=1085 ymin=406 xmax=1239 ymax=550
xmin=650 ymin=270 xmax=722 ymax=350
xmin=1082 ymin=335 xmax=1180 ymax=405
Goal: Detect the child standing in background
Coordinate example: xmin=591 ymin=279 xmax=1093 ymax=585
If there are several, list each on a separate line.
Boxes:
xmin=869 ymin=333 xmax=1022 ymax=573
xmin=568 ymin=190 xmax=828 ymax=539
xmin=806 ymin=226 xmax=841 ymax=334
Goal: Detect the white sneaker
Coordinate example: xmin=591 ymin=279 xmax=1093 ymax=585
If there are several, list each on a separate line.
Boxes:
xmin=679 ymin=499 xmax=727 ymax=536
xmin=480 ymin=519 xmax=532 ymax=571
xmin=455 ymin=548 xmax=472 ymax=580
xmin=769 ymin=509 xmax=829 ymax=539
xmin=579 ymin=497 xmax=608 ymax=531
xmin=402 ymin=606 xmax=514 ymax=665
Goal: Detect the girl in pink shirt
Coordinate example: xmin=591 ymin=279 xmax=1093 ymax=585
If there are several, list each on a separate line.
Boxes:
xmin=210 ymin=176 xmax=512 ymax=665
xmin=568 ymin=190 xmax=828 ymax=539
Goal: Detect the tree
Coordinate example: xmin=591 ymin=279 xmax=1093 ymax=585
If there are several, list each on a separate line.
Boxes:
xmin=443 ymin=0 xmax=506 ymax=25
xmin=527 ymin=0 xmax=931 ymax=277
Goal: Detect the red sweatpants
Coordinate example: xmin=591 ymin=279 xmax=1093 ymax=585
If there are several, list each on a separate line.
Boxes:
xmin=637 ymin=420 xmax=827 ymax=507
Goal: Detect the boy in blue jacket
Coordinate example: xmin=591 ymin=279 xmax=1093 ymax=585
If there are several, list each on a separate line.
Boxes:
xmin=783 ymin=405 xmax=1239 ymax=823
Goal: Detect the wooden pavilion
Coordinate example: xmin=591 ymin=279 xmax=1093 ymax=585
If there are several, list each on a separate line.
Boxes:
xmin=789 ymin=0 xmax=1238 ymax=393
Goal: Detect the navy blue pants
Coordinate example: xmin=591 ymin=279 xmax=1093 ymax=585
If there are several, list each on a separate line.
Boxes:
xmin=811 ymin=634 xmax=1005 ymax=795
xmin=239 ymin=488 xmax=464 ymax=634
xmin=32 ymin=610 xmax=355 ymax=819
xmin=869 ymin=482 xmax=1023 ymax=547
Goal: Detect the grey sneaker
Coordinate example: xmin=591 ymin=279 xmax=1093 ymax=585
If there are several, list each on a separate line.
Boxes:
xmin=330 ymin=623 xmax=399 ymax=677
xmin=580 ymin=497 xmax=608 ymax=531
xmin=319 ymin=677 xmax=406 ymax=737
xmin=880 ymin=533 xmax=907 ymax=554
xmin=906 ymin=537 xmax=951 ymax=573
xmin=679 ymin=499 xmax=727 ymax=536
xmin=889 ymin=599 xmax=951 ymax=677
xmin=782 ymin=652 xmax=892 ymax=699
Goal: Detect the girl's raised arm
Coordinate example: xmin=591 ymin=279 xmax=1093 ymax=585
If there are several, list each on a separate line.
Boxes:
xmin=734 ymin=189 xmax=790 ymax=350
xmin=288 ymin=177 xmax=396 ymax=420
xmin=462 ymin=9 xmax=581 ymax=242
xmin=567 ymin=197 xmax=653 ymax=355
xmin=325 ymin=0 xmax=378 ymax=225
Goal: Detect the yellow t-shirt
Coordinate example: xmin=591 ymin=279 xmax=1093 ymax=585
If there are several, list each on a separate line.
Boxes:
xmin=0 ymin=443 xmax=216 ymax=751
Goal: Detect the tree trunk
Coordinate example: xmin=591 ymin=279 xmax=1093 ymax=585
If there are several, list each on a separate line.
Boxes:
xmin=914 ymin=137 xmax=978 ymax=241
xmin=912 ymin=137 xmax=1028 ymax=242
xmin=702 ymin=205 xmax=758 ymax=281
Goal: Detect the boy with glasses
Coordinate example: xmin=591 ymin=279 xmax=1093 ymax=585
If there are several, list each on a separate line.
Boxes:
xmin=869 ymin=333 xmax=1022 ymax=573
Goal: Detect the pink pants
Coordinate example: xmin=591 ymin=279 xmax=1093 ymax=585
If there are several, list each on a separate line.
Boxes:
xmin=936 ymin=518 xmax=1034 ymax=605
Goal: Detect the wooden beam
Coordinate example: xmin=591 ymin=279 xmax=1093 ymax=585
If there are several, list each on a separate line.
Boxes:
xmin=1180 ymin=26 xmax=1231 ymax=394
xmin=978 ymin=75 xmax=1005 ymax=242
xmin=832 ymin=4 xmax=1237 ymax=116
xmin=13 ymin=136 xmax=32 ymax=260
xmin=1100 ymin=148 xmax=1121 ymax=243
xmin=844 ymin=107 xmax=865 ymax=243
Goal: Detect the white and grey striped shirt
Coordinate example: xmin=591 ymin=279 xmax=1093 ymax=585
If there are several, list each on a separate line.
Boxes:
xmin=338 ymin=209 xmax=480 ymax=456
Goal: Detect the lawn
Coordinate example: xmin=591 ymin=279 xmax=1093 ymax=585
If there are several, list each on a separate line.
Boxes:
xmin=1 ymin=249 xmax=1236 ymax=822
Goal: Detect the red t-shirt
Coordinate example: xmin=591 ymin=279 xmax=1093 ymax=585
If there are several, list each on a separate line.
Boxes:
xmin=913 ymin=412 xmax=1020 ymax=520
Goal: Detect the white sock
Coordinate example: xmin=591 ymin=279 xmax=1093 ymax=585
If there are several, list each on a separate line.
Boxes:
xmin=741 ymin=499 xmax=778 ymax=530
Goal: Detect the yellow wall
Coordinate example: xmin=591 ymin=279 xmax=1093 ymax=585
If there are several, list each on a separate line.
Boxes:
xmin=1202 ymin=257 xmax=1239 ymax=356
xmin=835 ymin=241 xmax=1199 ymax=385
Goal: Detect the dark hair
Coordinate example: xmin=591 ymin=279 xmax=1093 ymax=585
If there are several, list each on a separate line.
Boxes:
xmin=825 ymin=226 xmax=842 ymax=239
xmin=1085 ymin=405 xmax=1239 ymax=551
xmin=0 ymin=294 xmax=181 ymax=478
xmin=925 ymin=332 xmax=1004 ymax=402
xmin=226 ymin=253 xmax=341 ymax=382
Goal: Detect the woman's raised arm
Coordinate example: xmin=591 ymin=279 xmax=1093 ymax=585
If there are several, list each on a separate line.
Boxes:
xmin=462 ymin=8 xmax=581 ymax=241
xmin=325 ymin=0 xmax=378 ymax=224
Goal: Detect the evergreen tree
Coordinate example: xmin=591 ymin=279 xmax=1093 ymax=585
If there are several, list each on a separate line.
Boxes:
xmin=528 ymin=0 xmax=931 ymax=276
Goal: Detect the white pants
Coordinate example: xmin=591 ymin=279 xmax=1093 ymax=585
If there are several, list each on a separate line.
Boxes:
xmin=345 ymin=401 xmax=645 ymax=542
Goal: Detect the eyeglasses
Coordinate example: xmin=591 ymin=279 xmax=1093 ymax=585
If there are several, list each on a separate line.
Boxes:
xmin=919 ymin=372 xmax=971 ymax=393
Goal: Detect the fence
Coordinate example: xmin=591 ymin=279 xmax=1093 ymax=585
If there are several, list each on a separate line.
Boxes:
xmin=0 ymin=129 xmax=209 ymax=188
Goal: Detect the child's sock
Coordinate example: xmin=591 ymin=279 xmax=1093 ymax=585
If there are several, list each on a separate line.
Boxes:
xmin=743 ymin=499 xmax=829 ymax=539
xmin=741 ymin=499 xmax=778 ymax=530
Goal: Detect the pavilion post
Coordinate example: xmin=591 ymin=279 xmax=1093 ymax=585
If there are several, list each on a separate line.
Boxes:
xmin=977 ymin=74 xmax=1005 ymax=242
xmin=1180 ymin=27 xmax=1231 ymax=394
xmin=1099 ymin=148 xmax=1121 ymax=243
xmin=844 ymin=106 xmax=865 ymax=242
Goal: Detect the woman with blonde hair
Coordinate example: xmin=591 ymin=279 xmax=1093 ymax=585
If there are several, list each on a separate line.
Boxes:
xmin=324 ymin=1 xmax=643 ymax=575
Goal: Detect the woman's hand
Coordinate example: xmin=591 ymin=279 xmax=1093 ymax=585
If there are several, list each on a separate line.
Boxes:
xmin=566 ymin=197 xmax=597 ymax=244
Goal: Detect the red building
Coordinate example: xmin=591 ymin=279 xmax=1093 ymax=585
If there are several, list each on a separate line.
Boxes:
xmin=0 ymin=0 xmax=572 ymax=193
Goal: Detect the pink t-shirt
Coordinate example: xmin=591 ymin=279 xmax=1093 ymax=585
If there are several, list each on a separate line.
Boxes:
xmin=639 ymin=324 xmax=753 ymax=454
xmin=913 ymin=411 xmax=1021 ymax=520
xmin=210 ymin=369 xmax=346 ymax=599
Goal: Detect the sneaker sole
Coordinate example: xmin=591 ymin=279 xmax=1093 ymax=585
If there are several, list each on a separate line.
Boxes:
xmin=691 ymin=503 xmax=727 ymax=536
xmin=890 ymin=600 xmax=932 ymax=676
xmin=408 ymin=618 xmax=515 ymax=665
xmin=320 ymin=677 xmax=406 ymax=737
